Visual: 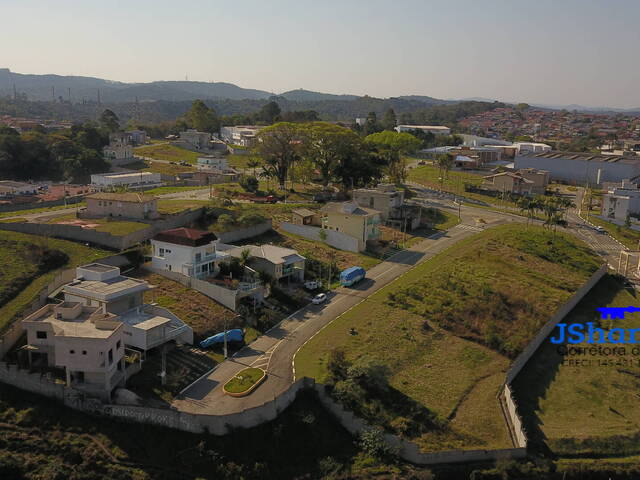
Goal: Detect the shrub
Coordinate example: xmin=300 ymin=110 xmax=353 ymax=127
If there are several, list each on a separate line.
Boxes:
xmin=240 ymin=175 xmax=259 ymax=192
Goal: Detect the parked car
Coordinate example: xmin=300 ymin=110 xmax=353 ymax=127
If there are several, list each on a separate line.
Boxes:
xmin=312 ymin=293 xmax=327 ymax=304
xmin=340 ymin=266 xmax=366 ymax=287
xmin=304 ymin=280 xmax=321 ymax=290
xmin=179 ymin=161 xmax=190 ymax=166
xmin=595 ymin=226 xmax=606 ymax=234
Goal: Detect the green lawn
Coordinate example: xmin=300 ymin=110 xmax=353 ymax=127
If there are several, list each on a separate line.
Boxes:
xmin=120 ymin=159 xmax=193 ymax=176
xmin=0 ymin=231 xmax=109 ymax=332
xmin=512 ymin=274 xmax=640 ymax=458
xmin=224 ymin=367 xmax=265 ymax=394
xmin=586 ymin=214 xmax=640 ymax=250
xmin=295 ymin=224 xmax=600 ymax=452
xmin=134 ymin=143 xmax=200 ymax=164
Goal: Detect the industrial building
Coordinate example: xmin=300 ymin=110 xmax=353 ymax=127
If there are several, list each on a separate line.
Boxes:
xmin=514 ymin=151 xmax=640 ymax=185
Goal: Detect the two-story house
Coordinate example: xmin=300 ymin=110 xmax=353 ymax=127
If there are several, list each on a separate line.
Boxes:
xmin=61 ymin=263 xmax=193 ymax=353
xmin=151 ymin=228 xmax=223 ymax=278
xmin=221 ymin=244 xmax=305 ymax=283
xmin=23 ymin=301 xmax=125 ymax=400
xmin=320 ymin=202 xmax=381 ymax=252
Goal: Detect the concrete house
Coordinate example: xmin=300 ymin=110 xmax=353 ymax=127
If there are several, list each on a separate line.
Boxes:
xmin=219 ymin=125 xmax=263 ymax=147
xmin=62 ymin=264 xmax=193 ymax=353
xmin=0 ymin=180 xmax=38 ymax=197
xmin=321 ymin=201 xmax=381 ymax=252
xmin=352 ymin=184 xmax=404 ymax=220
xmin=602 ymin=179 xmax=640 ymax=221
xmin=197 ymin=155 xmax=228 ymax=172
xmin=291 ymin=208 xmax=320 ymax=226
xmin=151 ymin=228 xmax=223 ymax=278
xmin=222 ymin=244 xmax=306 ymax=282
xmin=23 ymin=302 xmax=125 ymax=400
xmin=517 ymin=168 xmax=550 ymax=195
xmin=85 ymin=192 xmax=160 ymax=220
xmin=482 ymin=172 xmax=534 ymax=195
xmin=395 ymin=125 xmax=451 ymax=135
xmin=179 ymin=129 xmax=212 ymax=150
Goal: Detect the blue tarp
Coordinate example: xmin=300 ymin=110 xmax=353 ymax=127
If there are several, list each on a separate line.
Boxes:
xmin=199 ymin=329 xmax=244 ymax=349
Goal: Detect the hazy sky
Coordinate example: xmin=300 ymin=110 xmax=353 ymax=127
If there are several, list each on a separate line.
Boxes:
xmin=2 ymin=0 xmax=639 ymax=108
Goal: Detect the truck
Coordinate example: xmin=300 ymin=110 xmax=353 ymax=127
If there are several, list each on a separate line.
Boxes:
xmin=340 ymin=266 xmax=366 ymax=287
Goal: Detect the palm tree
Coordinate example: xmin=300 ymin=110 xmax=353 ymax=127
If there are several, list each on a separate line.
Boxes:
xmin=239 ymin=248 xmax=252 ymax=268
xmin=247 ymin=158 xmax=261 ymax=177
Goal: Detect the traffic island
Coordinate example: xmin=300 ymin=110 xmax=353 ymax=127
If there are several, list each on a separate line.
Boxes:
xmin=223 ymin=367 xmax=267 ymax=397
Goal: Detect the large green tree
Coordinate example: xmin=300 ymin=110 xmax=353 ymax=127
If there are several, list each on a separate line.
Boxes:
xmin=381 ymin=108 xmax=397 ymax=131
xmin=256 ymin=101 xmax=281 ymax=124
xmin=184 ymin=99 xmax=220 ymax=133
xmin=99 ymin=109 xmax=120 ymax=133
xmin=300 ymin=122 xmax=362 ymax=186
xmin=364 ymin=131 xmax=421 ymax=184
xmin=254 ymin=122 xmax=303 ymax=189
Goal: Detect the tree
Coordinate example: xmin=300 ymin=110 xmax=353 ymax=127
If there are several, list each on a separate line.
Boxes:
xmin=364 ymin=131 xmax=421 ymax=184
xmin=99 ymin=109 xmax=120 ymax=133
xmin=256 ymin=101 xmax=281 ymax=124
xmin=253 ymin=122 xmax=303 ymax=189
xmin=239 ymin=248 xmax=252 ymax=268
xmin=247 ymin=158 xmax=262 ymax=176
xmin=363 ymin=111 xmax=381 ymax=136
xmin=300 ymin=122 xmax=362 ymax=186
xmin=435 ymin=154 xmax=453 ymax=188
xmin=240 ymin=175 xmax=259 ymax=192
xmin=184 ymin=99 xmax=219 ymax=133
xmin=381 ymin=108 xmax=397 ymax=131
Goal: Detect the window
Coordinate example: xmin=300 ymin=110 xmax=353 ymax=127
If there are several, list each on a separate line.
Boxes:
xmin=82 ymin=350 xmax=87 ymax=355
xmin=69 ymin=349 xmax=75 ymax=354
xmin=116 ymin=340 xmax=121 ymax=350
xmin=108 ymin=349 xmax=113 ymax=365
xmin=36 ymin=331 xmax=47 ymax=339
xmin=159 ymin=248 xmax=165 ymax=257
xmin=195 ymin=253 xmax=202 ymax=262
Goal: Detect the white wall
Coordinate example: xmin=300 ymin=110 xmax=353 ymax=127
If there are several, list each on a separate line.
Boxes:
xmin=280 ymin=222 xmax=360 ymax=252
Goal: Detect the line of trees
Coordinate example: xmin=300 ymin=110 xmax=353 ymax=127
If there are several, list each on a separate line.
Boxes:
xmin=252 ymin=121 xmax=422 ymax=189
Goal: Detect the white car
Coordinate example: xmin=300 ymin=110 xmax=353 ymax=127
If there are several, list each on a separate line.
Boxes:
xmin=312 ymin=293 xmax=327 ymax=304
xmin=304 ymin=280 xmax=321 ymax=290
xmin=594 ymin=226 xmax=606 ymax=234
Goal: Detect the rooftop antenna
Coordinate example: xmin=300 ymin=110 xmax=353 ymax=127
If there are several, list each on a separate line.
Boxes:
xmin=51 ymin=86 xmax=55 ymax=102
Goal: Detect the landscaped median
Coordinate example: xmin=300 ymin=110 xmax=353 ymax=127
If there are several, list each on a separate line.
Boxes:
xmin=223 ymin=367 xmax=267 ymax=397
xmin=294 ymin=224 xmax=601 ymax=453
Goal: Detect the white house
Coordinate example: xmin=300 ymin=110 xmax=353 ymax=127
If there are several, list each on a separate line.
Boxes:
xmin=90 ymin=172 xmax=163 ymax=190
xmin=151 ymin=227 xmax=223 ymax=279
xmin=197 ymin=155 xmax=229 ymax=172
xmin=103 ymin=141 xmax=134 ymax=167
xmin=179 ymin=129 xmax=212 ymax=150
xmin=0 ymin=180 xmax=39 ymax=197
xmin=513 ymin=142 xmax=552 ymax=154
xmin=602 ymin=180 xmax=640 ymax=221
xmin=219 ymin=125 xmax=263 ymax=147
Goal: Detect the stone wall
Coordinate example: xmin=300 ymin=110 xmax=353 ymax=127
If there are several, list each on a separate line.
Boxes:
xmin=280 ymin=222 xmax=360 ymax=252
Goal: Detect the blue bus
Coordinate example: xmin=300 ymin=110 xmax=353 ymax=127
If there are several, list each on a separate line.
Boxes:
xmin=340 ymin=266 xmax=366 ymax=287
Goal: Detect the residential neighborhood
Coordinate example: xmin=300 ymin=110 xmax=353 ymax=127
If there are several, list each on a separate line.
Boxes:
xmin=1 ymin=2 xmax=640 ymax=479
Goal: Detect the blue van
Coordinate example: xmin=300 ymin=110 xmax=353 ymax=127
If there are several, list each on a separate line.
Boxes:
xmin=340 ymin=266 xmax=366 ymax=287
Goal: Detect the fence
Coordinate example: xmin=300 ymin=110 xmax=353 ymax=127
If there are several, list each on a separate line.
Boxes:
xmin=214 ymin=220 xmax=272 ymax=243
xmin=0 ymin=207 xmax=206 ymax=251
xmin=0 ymin=195 xmax=85 ymax=213
xmin=280 ymin=222 xmax=360 ymax=252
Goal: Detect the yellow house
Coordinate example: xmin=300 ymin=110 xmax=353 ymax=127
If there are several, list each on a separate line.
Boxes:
xmin=320 ymin=202 xmax=381 ymax=252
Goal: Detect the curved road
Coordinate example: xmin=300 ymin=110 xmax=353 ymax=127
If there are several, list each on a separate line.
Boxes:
xmin=172 ymin=203 xmax=517 ymax=414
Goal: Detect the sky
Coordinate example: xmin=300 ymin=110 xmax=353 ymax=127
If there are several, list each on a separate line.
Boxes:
xmin=2 ymin=0 xmax=640 ymax=108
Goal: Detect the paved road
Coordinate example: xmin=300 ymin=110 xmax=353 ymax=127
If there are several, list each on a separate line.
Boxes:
xmin=172 ymin=205 xmax=515 ymax=414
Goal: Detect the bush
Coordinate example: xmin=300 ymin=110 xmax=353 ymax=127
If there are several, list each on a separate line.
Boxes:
xmin=240 ymin=175 xmax=259 ymax=192
xmin=359 ymin=427 xmax=393 ymax=460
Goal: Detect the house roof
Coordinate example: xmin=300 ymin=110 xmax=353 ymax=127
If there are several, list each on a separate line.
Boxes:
xmin=226 ymin=244 xmax=305 ymax=265
xmin=87 ymin=192 xmax=156 ymax=203
xmin=292 ymin=208 xmax=317 ymax=217
xmin=154 ymin=227 xmax=217 ymax=247
xmin=321 ymin=202 xmax=380 ymax=216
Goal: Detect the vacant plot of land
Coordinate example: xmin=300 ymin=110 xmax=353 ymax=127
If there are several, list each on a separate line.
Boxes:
xmin=0 ymin=231 xmax=109 ymax=332
xmin=513 ymin=275 xmax=640 ymax=458
xmin=134 ymin=143 xmax=200 ymax=163
xmin=295 ymin=224 xmax=600 ymax=452
xmin=44 ymin=214 xmax=149 ymax=235
xmin=145 ymin=185 xmax=210 ymax=195
xmin=121 ymin=159 xmax=193 ymax=176
xmin=157 ymin=199 xmax=210 ymax=214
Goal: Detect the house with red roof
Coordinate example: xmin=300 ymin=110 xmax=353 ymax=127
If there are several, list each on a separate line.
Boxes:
xmin=151 ymin=227 xmax=223 ymax=278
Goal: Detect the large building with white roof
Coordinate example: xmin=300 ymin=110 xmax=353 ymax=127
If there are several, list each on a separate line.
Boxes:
xmin=395 ymin=125 xmax=451 ymax=135
xmin=90 ymin=171 xmax=162 ymax=190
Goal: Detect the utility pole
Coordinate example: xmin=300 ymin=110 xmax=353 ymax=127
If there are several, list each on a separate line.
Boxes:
xmin=51 ymin=86 xmax=55 ymax=102
xmin=223 ymin=317 xmax=228 ymax=359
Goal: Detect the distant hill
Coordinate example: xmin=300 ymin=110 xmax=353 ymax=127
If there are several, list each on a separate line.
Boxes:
xmin=279 ymin=89 xmax=359 ymax=102
xmin=0 ymin=68 xmax=272 ymax=102
xmin=397 ymin=95 xmax=451 ymax=105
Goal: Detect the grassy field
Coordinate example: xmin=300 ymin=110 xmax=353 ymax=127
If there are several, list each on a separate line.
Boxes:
xmin=44 ymin=214 xmax=149 ymax=235
xmin=512 ymin=274 xmax=640 ymax=458
xmin=134 ymin=143 xmax=200 ymax=163
xmin=586 ymin=214 xmax=640 ymax=250
xmin=295 ymin=224 xmax=600 ymax=452
xmin=0 ymin=231 xmax=109 ymax=332
xmin=121 ymin=159 xmax=193 ymax=176
xmin=408 ymin=163 xmax=521 ymax=210
xmin=144 ymin=185 xmax=210 ymax=195
xmin=157 ymin=199 xmax=210 ymax=214
xmin=0 ymin=202 xmax=86 ymax=220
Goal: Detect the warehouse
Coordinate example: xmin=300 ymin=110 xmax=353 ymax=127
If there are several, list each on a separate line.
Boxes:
xmin=514 ymin=151 xmax=640 ymax=185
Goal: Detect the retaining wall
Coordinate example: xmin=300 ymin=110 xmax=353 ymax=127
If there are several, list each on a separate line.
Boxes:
xmin=0 ymin=195 xmax=85 ymax=213
xmin=280 ymin=222 xmax=360 ymax=252
xmin=0 ymin=208 xmax=205 ymax=251
xmin=505 ymin=264 xmax=608 ymax=384
xmin=214 ymin=220 xmax=272 ymax=243
xmin=143 ymin=265 xmax=239 ymax=310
